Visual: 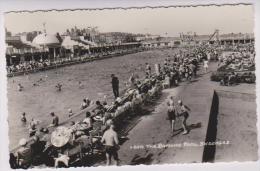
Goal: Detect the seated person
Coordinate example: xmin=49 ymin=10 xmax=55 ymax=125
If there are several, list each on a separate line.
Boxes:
xmin=228 ymin=72 xmax=237 ymax=86
xmin=80 ymin=98 xmax=91 ymax=110
xmin=244 ymin=72 xmax=255 ymax=83
xmin=100 ymin=118 xmax=114 ymax=133
xmin=10 ymin=153 xmax=18 ymax=169
xmin=92 ymin=101 xmax=105 ymax=115
xmin=102 ymin=112 xmax=113 ymax=125
xmin=102 ymin=101 xmax=110 ymax=110
xmin=220 ymin=74 xmax=229 ymax=86
xmin=48 ymin=112 xmax=59 ymax=127
xmin=139 ymin=82 xmax=149 ymax=94
xmin=82 ymin=112 xmax=93 ymax=131
xmin=67 ymin=121 xmax=78 ymax=144
xmin=54 ymin=150 xmax=70 ymax=168
xmin=30 ymin=136 xmax=46 ymax=165
xmin=30 ymin=136 xmax=46 ymax=156
xmin=16 ymin=138 xmax=32 ymax=169
xmin=106 ymin=101 xmax=119 ymax=113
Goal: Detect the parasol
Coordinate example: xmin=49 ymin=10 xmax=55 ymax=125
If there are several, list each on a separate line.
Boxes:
xmin=51 ymin=126 xmax=72 ymax=147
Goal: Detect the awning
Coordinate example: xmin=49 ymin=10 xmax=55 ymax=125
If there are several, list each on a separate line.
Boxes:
xmin=62 ymin=36 xmax=89 ymax=50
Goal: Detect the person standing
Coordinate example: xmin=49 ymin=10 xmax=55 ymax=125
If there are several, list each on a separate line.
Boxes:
xmin=203 ymin=59 xmax=209 ymax=73
xmin=128 ymin=73 xmax=136 ymax=87
xmin=145 ymin=63 xmax=152 ymax=77
xmin=167 ymin=102 xmax=176 ymax=133
xmin=189 ymin=62 xmax=196 ymax=78
xmin=101 ymin=124 xmax=120 ymax=166
xmin=83 ymin=111 xmax=93 ymax=130
xmin=177 ymin=100 xmax=190 ymax=135
xmin=111 ymin=74 xmax=119 ymax=99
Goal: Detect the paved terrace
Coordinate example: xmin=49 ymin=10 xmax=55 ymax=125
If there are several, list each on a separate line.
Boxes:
xmin=113 ymin=62 xmax=255 ymax=165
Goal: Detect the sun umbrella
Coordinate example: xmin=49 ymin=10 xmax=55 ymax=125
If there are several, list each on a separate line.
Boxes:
xmin=51 ymin=126 xmax=72 ymax=147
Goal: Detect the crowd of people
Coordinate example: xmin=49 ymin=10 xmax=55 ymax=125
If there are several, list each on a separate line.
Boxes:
xmin=210 ymin=43 xmax=256 ymax=85
xmin=7 ymin=59 xmax=51 ymax=74
xmin=11 ymin=43 xmax=241 ymax=168
xmin=6 ymin=48 xmax=144 ymax=76
xmin=11 ymin=71 xmax=163 ymax=168
xmin=217 ymin=44 xmax=255 ymax=72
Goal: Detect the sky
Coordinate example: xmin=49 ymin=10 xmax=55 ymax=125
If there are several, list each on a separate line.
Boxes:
xmin=4 ymin=4 xmax=254 ymax=37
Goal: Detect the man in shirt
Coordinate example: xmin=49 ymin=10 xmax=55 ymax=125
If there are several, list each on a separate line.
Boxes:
xmin=111 ymin=74 xmax=119 ymax=99
xmin=101 ymin=124 xmax=120 ymax=166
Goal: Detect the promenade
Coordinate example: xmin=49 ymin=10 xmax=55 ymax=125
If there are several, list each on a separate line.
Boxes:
xmin=112 ymin=62 xmax=256 ymax=165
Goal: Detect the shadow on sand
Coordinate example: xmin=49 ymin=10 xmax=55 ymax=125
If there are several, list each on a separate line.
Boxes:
xmin=130 ymin=153 xmax=154 ymax=165
xmin=188 ymin=79 xmax=199 ymax=84
xmin=172 ymin=122 xmax=202 ymax=137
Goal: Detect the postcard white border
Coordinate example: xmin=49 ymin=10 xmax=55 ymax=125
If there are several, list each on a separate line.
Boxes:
xmin=0 ymin=0 xmax=259 ymax=171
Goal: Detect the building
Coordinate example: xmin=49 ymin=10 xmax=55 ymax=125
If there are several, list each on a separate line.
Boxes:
xmin=141 ymin=37 xmax=176 ymax=48
xmin=140 ymin=32 xmax=254 ymax=49
xmin=32 ymin=33 xmax=61 ymax=59
xmin=5 ymin=34 xmax=43 ymax=65
xmin=194 ymin=32 xmax=254 ymax=45
xmin=218 ymin=33 xmax=254 ymax=45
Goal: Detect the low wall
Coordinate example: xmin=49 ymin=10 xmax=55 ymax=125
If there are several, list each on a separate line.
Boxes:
xmin=202 ymin=89 xmax=257 ymax=162
xmin=202 ymin=90 xmax=219 ymax=162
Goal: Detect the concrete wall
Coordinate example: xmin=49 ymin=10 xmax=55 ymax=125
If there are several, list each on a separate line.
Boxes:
xmin=203 ymin=90 xmax=257 ymax=162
